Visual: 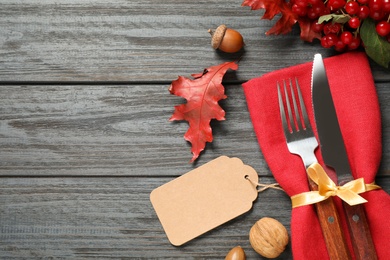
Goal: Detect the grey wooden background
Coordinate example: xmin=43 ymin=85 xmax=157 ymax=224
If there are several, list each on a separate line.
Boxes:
xmin=0 ymin=1 xmax=389 ymax=259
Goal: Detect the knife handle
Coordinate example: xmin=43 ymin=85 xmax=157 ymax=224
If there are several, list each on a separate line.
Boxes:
xmin=308 ymin=180 xmax=352 ymax=260
xmin=342 ymin=202 xmax=377 ymax=260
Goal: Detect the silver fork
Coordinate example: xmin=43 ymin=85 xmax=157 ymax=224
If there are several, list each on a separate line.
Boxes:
xmin=277 ymin=78 xmax=317 ymax=169
xmin=278 ymin=78 xmax=352 ymax=260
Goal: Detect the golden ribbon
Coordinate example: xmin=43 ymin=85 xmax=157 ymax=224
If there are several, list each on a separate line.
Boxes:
xmin=291 ymin=162 xmax=381 ymax=208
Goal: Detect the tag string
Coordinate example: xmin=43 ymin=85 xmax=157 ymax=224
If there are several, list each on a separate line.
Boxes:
xmin=245 ymin=175 xmax=284 ymax=193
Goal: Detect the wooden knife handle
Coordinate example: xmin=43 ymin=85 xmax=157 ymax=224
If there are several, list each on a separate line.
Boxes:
xmin=342 ymin=202 xmax=377 ymax=260
xmin=308 ymin=180 xmax=352 ymax=260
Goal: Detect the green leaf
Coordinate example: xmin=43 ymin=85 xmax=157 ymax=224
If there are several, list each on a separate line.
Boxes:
xmin=318 ymin=14 xmax=333 ymax=24
xmin=318 ymin=14 xmax=349 ymax=24
xmin=360 ymin=18 xmax=390 ymax=68
xmin=332 ymin=15 xmax=350 ymax=24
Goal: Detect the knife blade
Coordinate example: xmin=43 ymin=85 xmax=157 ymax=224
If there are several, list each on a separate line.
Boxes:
xmin=312 ymin=53 xmax=377 ymax=260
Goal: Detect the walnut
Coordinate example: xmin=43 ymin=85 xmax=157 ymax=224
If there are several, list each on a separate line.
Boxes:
xmin=249 ymin=217 xmax=289 ymax=258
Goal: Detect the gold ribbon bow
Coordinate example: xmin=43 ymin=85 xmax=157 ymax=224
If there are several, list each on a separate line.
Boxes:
xmin=291 ymin=163 xmax=381 ymax=208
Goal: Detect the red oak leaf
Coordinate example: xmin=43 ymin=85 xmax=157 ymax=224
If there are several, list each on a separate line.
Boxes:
xmin=242 ymin=0 xmax=321 ymax=41
xmin=242 ymin=0 xmax=298 ymax=35
xmin=169 ymin=61 xmax=238 ymax=162
xmin=298 ymin=19 xmax=322 ymax=42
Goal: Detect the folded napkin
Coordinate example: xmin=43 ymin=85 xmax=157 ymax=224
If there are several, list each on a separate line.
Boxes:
xmin=242 ymin=52 xmax=390 ymax=259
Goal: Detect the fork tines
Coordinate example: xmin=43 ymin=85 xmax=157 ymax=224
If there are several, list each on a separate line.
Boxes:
xmin=277 ymin=78 xmax=310 ymax=134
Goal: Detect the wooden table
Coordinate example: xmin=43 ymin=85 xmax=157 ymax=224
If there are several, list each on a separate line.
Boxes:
xmin=1 ymin=1 xmax=389 ymax=259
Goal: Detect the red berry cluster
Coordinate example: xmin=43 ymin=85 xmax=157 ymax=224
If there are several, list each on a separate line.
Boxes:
xmin=291 ymin=0 xmax=390 ymax=51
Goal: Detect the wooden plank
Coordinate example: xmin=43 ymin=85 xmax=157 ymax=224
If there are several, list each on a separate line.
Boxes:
xmin=0 ymin=84 xmax=266 ymax=176
xmin=0 ymin=1 xmax=388 ymax=82
xmin=1 ymin=1 xmax=389 ymax=259
xmin=0 ymin=176 xmax=389 ymax=259
xmin=1 ymin=83 xmax=389 ymax=177
xmin=0 ymin=176 xmax=292 ymax=259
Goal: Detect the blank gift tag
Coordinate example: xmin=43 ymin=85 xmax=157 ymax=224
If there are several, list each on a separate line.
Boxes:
xmin=150 ymin=156 xmax=259 ymax=246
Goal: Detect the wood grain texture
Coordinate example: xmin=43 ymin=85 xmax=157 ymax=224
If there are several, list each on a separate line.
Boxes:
xmin=1 ymin=177 xmax=389 ymax=259
xmin=342 ymin=202 xmax=377 ymax=260
xmin=0 ymin=177 xmax=293 ymax=259
xmin=0 ymin=0 xmax=389 ymax=82
xmin=1 ymin=83 xmax=388 ymax=178
xmin=1 ymin=1 xmax=389 ymax=259
xmin=0 ymin=84 xmax=267 ymax=177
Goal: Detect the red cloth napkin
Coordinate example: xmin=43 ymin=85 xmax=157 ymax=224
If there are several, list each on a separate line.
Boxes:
xmin=242 ymin=52 xmax=390 ymax=259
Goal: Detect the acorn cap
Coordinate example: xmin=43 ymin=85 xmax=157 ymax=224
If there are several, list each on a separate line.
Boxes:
xmin=209 ymin=24 xmax=227 ymax=49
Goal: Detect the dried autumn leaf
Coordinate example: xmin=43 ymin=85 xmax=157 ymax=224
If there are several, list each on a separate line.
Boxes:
xmin=298 ymin=19 xmax=322 ymax=42
xmin=242 ymin=0 xmax=321 ymax=42
xmin=169 ymin=61 xmax=239 ymax=162
xmin=242 ymin=0 xmax=298 ymax=35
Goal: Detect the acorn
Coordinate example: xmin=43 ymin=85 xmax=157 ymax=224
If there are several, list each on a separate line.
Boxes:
xmin=208 ymin=25 xmax=244 ymax=53
xmin=225 ymin=246 xmax=246 ymax=260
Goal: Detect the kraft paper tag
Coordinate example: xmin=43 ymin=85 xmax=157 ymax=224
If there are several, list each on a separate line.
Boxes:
xmin=150 ymin=156 xmax=259 ymax=246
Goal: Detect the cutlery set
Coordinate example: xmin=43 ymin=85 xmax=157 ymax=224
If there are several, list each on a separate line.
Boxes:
xmin=278 ymin=54 xmax=377 ymax=259
xmin=278 ymin=78 xmax=351 ymax=259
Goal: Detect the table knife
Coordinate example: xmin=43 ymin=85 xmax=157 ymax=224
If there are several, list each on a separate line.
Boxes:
xmin=312 ymin=53 xmax=377 ymax=260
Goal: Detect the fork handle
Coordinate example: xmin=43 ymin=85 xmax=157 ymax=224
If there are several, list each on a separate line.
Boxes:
xmin=308 ymin=180 xmax=352 ymax=260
